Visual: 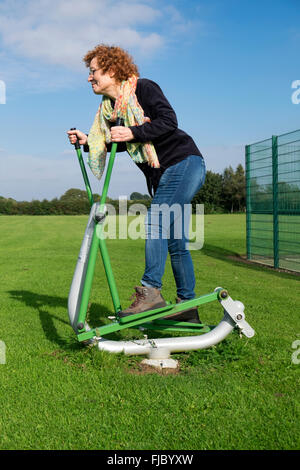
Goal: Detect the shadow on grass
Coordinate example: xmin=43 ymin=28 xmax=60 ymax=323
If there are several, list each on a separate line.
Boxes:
xmin=8 ymin=290 xmax=81 ymax=349
xmin=7 ymin=290 xmax=181 ymax=349
xmin=202 ymin=243 xmax=300 ymax=280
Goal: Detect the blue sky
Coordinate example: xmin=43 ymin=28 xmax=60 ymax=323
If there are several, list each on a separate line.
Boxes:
xmin=0 ymin=0 xmax=299 ymax=201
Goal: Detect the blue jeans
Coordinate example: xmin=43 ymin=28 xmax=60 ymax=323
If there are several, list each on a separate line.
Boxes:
xmin=141 ymin=155 xmax=206 ymax=299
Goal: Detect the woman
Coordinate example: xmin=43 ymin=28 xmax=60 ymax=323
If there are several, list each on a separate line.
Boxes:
xmin=67 ymin=44 xmax=206 ymax=323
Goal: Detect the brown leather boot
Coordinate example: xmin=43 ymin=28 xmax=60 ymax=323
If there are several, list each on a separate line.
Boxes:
xmin=118 ymin=286 xmax=166 ymax=318
xmin=163 ymin=297 xmax=201 ymax=324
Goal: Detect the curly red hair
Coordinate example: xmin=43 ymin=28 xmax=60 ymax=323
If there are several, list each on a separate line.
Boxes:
xmin=83 ymin=44 xmax=139 ymax=83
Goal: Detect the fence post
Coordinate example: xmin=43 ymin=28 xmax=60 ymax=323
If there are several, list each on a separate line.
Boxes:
xmin=272 ymin=135 xmax=279 ymax=268
xmin=245 ymin=144 xmax=251 ymax=260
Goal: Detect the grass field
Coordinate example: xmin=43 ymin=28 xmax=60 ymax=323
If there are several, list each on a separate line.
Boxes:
xmin=0 ymin=213 xmax=299 ymax=450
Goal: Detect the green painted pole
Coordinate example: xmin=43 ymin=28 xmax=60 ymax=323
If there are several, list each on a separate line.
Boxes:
xmin=245 ymin=144 xmax=251 ymax=260
xmin=72 ymin=122 xmax=124 ymax=330
xmin=70 ymin=128 xmax=94 ymax=206
xmin=96 ymin=128 xmax=122 ymax=313
xmin=99 ymin=142 xmax=118 ymax=211
xmin=272 ymin=135 xmax=279 ymax=269
xmin=98 ymin=226 xmax=122 ymax=313
xmin=96 ymin=141 xmax=122 ymax=313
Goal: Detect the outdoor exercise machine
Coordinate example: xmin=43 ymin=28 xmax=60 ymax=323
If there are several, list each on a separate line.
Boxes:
xmin=68 ymin=120 xmax=255 ymax=361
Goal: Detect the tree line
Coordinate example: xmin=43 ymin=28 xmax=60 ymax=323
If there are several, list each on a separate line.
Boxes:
xmin=0 ymin=165 xmax=246 ymax=215
xmin=192 ymin=164 xmax=246 ymax=213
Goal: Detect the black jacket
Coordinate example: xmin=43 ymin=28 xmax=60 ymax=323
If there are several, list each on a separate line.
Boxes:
xmin=84 ymin=78 xmax=203 ymax=196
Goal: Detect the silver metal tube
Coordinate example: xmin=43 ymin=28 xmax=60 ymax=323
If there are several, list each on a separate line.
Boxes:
xmin=96 ymin=314 xmax=235 ymax=356
xmin=68 ymin=203 xmax=98 ymax=331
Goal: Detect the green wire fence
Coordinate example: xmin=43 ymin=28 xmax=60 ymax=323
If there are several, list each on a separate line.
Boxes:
xmin=245 ymin=128 xmax=300 ymax=273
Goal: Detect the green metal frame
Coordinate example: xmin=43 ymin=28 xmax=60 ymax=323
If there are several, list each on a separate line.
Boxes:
xmin=245 ymin=144 xmax=251 ymax=260
xmin=245 ymin=128 xmax=300 ymax=273
xmin=74 ymin=146 xmax=94 ymax=206
xmin=272 ymin=135 xmax=279 ymax=269
xmin=75 ymin=141 xmax=121 ymax=318
xmin=73 ymin=140 xmax=227 ymax=343
xmin=77 ymin=291 xmax=224 ymax=342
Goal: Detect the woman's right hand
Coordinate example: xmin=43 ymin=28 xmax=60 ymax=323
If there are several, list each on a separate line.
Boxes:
xmin=67 ymin=129 xmax=88 ymax=146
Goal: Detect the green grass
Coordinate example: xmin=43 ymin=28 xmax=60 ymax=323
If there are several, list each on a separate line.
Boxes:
xmin=0 ymin=214 xmax=299 ymax=450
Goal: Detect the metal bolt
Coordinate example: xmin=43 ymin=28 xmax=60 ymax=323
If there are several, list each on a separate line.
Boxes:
xmin=236 ymin=314 xmax=243 ymax=321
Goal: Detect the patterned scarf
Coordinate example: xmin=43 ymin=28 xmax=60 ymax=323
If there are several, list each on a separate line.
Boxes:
xmin=87 ymin=75 xmax=160 ymax=180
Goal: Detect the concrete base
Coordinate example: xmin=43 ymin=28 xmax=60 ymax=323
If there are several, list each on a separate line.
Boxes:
xmin=141 ymin=358 xmax=179 ymax=370
xmin=141 ymin=347 xmax=178 ymax=370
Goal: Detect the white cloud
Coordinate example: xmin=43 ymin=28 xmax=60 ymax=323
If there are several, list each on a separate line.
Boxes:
xmin=163 ymin=4 xmax=205 ymax=36
xmin=0 ymin=0 xmax=204 ymax=94
xmin=0 ymin=0 xmax=200 ymax=93
xmin=0 ymin=0 xmax=165 ymax=70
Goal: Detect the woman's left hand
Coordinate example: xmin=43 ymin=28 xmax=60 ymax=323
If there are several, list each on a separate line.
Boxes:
xmin=111 ymin=126 xmax=134 ymax=142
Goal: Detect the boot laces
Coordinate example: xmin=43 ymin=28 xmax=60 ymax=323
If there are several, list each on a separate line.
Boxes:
xmin=128 ymin=287 xmax=146 ymax=308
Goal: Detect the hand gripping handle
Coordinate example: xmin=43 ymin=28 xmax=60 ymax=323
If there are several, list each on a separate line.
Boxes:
xmin=70 ymin=120 xmax=123 ymax=148
xmin=70 ymin=127 xmax=81 ymax=150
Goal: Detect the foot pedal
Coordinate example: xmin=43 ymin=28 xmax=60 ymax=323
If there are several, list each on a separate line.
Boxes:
xmin=219 ymin=295 xmax=255 ymax=338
